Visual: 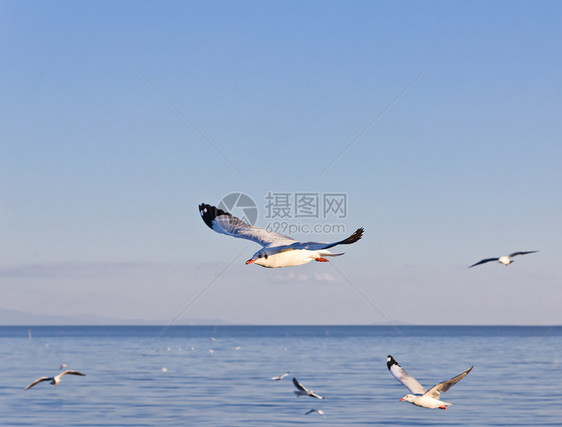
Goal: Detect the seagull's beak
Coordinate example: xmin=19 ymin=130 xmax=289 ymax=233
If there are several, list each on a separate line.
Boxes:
xmin=400 ymin=398 xmax=405 ymax=402
xmin=245 ymin=259 xmax=255 ymax=265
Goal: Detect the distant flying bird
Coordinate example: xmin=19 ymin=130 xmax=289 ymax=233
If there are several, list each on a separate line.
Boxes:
xmin=305 ymin=409 xmax=325 ymax=415
xmin=270 ymin=372 xmax=290 ymax=381
xmin=24 ymin=370 xmax=86 ymax=390
xmin=292 ymin=377 xmax=326 ymax=399
xmin=387 ymin=355 xmax=472 ymax=409
xmin=468 ymin=251 xmax=538 ymax=268
xmin=199 ymin=204 xmax=363 ymax=268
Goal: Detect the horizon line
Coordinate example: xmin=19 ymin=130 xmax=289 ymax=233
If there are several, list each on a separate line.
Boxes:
xmin=2 ymin=324 xmax=561 ymax=327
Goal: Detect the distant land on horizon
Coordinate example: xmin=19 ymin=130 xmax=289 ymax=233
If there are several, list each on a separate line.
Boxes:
xmin=0 ymin=308 xmax=559 ymax=327
xmin=0 ymin=307 xmax=230 ymax=326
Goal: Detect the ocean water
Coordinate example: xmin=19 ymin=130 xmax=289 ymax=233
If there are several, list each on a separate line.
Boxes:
xmin=0 ymin=325 xmax=561 ymax=426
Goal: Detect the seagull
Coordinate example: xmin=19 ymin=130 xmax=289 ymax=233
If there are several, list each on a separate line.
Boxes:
xmin=292 ymin=377 xmax=326 ymax=399
xmin=24 ymin=370 xmax=86 ymax=390
xmin=271 ymin=372 xmax=290 ymax=381
xmin=387 ymin=355 xmax=472 ymax=409
xmin=305 ymin=409 xmax=325 ymax=415
xmin=468 ymin=250 xmax=538 ymax=268
xmin=199 ymin=203 xmax=364 ymax=268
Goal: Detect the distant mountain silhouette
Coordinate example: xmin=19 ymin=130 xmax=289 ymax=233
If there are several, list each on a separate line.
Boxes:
xmin=0 ymin=307 xmax=229 ymax=325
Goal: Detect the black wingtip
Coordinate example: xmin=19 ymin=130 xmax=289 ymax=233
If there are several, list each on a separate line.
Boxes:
xmin=339 ymin=227 xmax=364 ymax=245
xmin=199 ymin=203 xmax=231 ymax=229
xmin=387 ymin=355 xmax=398 ymax=370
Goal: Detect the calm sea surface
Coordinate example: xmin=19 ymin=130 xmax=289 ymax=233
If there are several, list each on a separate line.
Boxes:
xmin=0 ymin=325 xmax=561 ymax=426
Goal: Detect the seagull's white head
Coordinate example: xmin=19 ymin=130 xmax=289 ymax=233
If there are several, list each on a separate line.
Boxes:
xmin=246 ymin=249 xmax=268 ymax=266
xmin=400 ymin=394 xmax=415 ymax=403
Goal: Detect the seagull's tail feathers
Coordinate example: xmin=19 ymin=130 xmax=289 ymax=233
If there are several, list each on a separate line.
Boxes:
xmin=320 ymin=251 xmax=344 ymax=257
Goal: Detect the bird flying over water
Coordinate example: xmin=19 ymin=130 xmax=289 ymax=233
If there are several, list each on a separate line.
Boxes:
xmin=292 ymin=377 xmax=326 ymax=399
xmin=24 ymin=370 xmax=86 ymax=390
xmin=387 ymin=355 xmax=472 ymax=409
xmin=199 ymin=203 xmax=363 ymax=268
xmin=305 ymin=409 xmax=325 ymax=415
xmin=271 ymin=372 xmax=290 ymax=381
xmin=468 ymin=251 xmax=538 ymax=268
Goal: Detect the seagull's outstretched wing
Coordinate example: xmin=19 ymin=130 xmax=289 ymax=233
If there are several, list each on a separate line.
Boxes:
xmin=424 ymin=365 xmax=473 ymax=399
xmin=293 ymin=377 xmax=325 ymax=399
xmin=292 ymin=377 xmax=308 ymax=392
xmin=199 ymin=204 xmax=294 ymax=247
xmin=468 ymin=258 xmax=499 ymax=268
xmin=508 ymin=250 xmax=538 ymax=258
xmin=305 ymin=409 xmax=325 ymax=415
xmin=271 ymin=372 xmax=289 ymax=380
xmin=308 ymin=391 xmax=326 ymax=399
xmin=387 ymin=355 xmax=426 ymax=394
xmin=24 ymin=377 xmax=51 ymax=390
xmin=58 ymin=370 xmax=86 ymax=379
xmin=288 ymin=228 xmax=364 ymax=251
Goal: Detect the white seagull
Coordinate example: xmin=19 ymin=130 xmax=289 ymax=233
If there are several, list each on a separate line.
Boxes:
xmin=271 ymin=372 xmax=290 ymax=381
xmin=292 ymin=377 xmax=326 ymax=399
xmin=468 ymin=250 xmax=538 ymax=268
xmin=199 ymin=204 xmax=364 ymax=268
xmin=387 ymin=355 xmax=472 ymax=409
xmin=24 ymin=370 xmax=86 ymax=390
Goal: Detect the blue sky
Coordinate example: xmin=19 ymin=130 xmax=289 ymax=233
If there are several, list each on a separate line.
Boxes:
xmin=1 ymin=1 xmax=560 ymax=324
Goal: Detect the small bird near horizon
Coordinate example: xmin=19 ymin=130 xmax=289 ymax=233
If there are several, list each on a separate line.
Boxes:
xmin=305 ymin=409 xmax=325 ymax=415
xmin=270 ymin=372 xmax=289 ymax=381
xmin=199 ymin=203 xmax=363 ymax=268
xmin=292 ymin=377 xmax=326 ymax=399
xmin=468 ymin=251 xmax=538 ymax=268
xmin=24 ymin=370 xmax=86 ymax=390
xmin=387 ymin=355 xmax=472 ymax=409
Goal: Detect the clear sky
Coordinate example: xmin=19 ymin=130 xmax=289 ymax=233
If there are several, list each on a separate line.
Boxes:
xmin=1 ymin=0 xmax=561 ymax=325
